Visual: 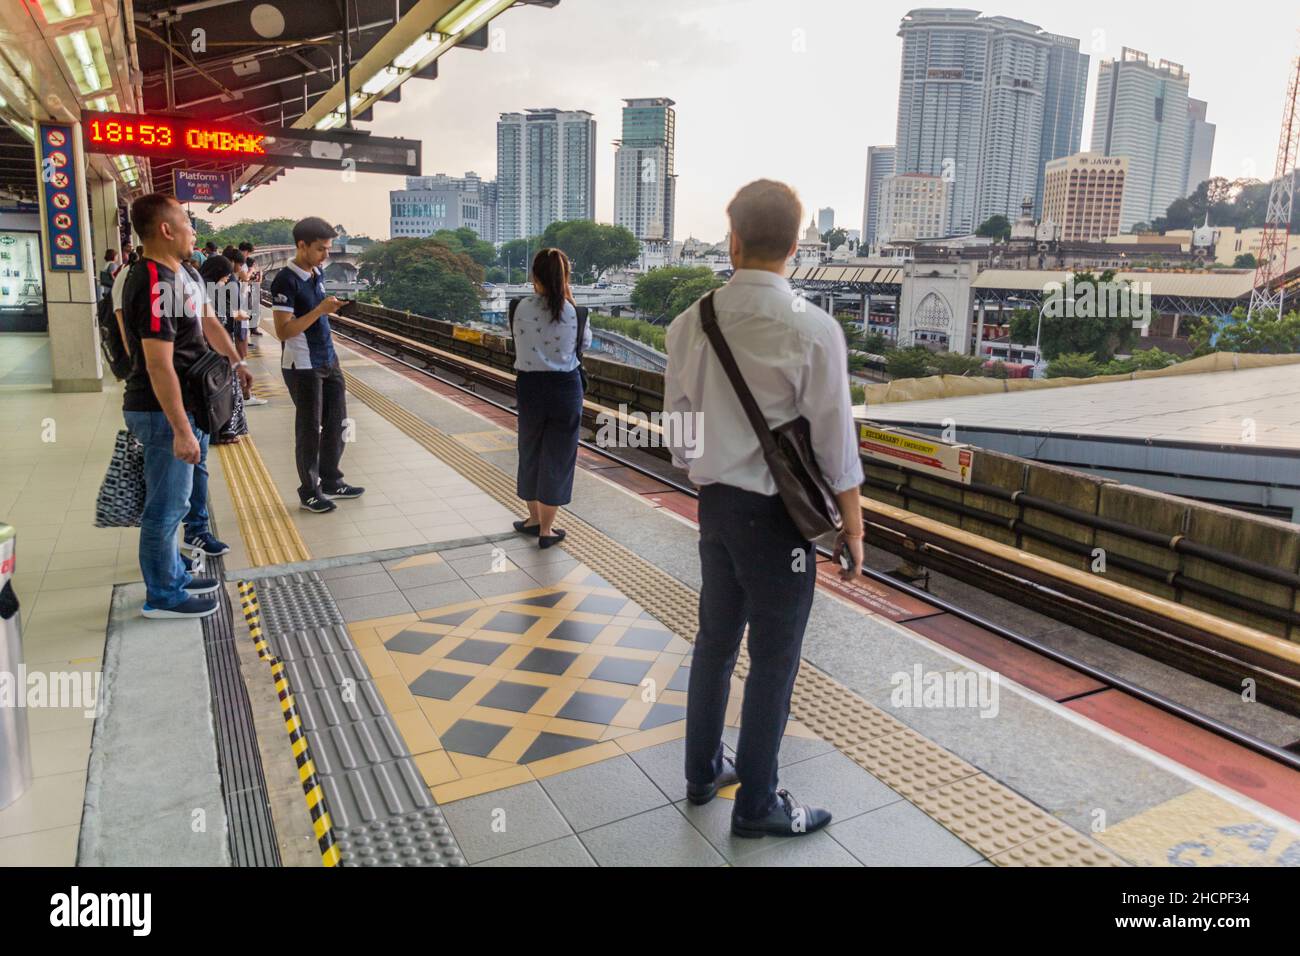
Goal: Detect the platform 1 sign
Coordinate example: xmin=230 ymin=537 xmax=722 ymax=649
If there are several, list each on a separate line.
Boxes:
xmin=173 ymin=169 xmax=232 ymax=203
xmin=857 ymin=422 xmax=973 ymax=485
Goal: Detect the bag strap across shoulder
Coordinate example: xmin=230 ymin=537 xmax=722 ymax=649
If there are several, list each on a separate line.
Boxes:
xmin=698 ymin=291 xmax=777 ymax=456
xmin=575 ymin=305 xmax=588 ymax=361
xmin=508 ymin=296 xmax=521 ymax=337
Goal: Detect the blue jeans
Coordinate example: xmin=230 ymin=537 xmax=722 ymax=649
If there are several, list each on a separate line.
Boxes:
xmin=184 ymin=428 xmax=211 ymax=539
xmin=124 ymin=410 xmax=204 ymax=608
xmin=685 ymin=483 xmax=817 ymax=819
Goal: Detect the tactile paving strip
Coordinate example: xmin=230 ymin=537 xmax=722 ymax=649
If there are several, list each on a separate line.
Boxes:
xmin=248 ymin=573 xmax=466 ymax=867
xmin=217 ymin=434 xmax=311 ymax=567
xmin=342 ymin=369 xmax=1126 ymax=866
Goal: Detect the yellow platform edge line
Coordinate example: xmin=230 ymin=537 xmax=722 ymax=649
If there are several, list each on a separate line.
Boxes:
xmin=216 ymin=434 xmax=311 ymax=567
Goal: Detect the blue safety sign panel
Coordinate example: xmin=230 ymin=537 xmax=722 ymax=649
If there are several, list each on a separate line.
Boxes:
xmin=38 ymin=122 xmax=84 ymax=272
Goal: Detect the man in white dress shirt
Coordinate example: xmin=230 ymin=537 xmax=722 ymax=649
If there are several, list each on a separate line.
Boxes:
xmin=664 ymin=179 xmax=866 ymax=838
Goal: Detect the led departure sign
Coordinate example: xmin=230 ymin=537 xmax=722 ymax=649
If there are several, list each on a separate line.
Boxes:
xmin=85 ymin=115 xmax=267 ymax=158
xmin=80 ymin=111 xmax=421 ymax=180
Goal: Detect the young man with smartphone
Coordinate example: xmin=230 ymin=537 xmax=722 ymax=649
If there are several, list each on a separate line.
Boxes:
xmin=270 ymin=216 xmax=363 ymax=514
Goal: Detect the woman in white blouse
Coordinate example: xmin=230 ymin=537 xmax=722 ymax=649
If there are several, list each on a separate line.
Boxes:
xmin=508 ymin=248 xmax=592 ymax=548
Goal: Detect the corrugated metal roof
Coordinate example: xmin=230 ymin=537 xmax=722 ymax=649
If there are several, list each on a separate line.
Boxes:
xmin=972 ymin=269 xmax=1255 ymax=300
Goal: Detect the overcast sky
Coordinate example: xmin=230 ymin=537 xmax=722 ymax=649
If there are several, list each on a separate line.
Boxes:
xmin=207 ymin=0 xmax=1299 ymax=242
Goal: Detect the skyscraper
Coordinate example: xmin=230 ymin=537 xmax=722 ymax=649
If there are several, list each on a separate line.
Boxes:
xmin=894 ymin=9 xmax=1087 ymax=234
xmin=862 ymin=145 xmax=896 ymax=250
xmin=1183 ymin=98 xmax=1216 ymax=198
xmin=613 ymin=98 xmax=677 ymax=244
xmin=1037 ymin=32 xmax=1090 ymax=214
xmin=1089 ymin=49 xmax=1191 ymax=231
xmin=817 ymin=207 xmax=835 ymax=234
xmin=496 ymin=108 xmax=597 ymax=243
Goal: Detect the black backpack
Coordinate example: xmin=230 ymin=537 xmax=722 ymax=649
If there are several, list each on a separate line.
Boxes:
xmin=97 ymin=288 xmax=131 ymax=381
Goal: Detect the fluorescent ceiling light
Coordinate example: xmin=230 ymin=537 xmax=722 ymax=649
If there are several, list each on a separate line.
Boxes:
xmin=39 ymin=0 xmax=90 ymax=24
xmin=360 ymin=67 xmax=402 ymax=96
xmin=436 ymin=0 xmax=501 ymax=37
xmin=54 ymin=28 xmax=108 ymax=94
xmin=393 ymin=33 xmax=440 ymax=69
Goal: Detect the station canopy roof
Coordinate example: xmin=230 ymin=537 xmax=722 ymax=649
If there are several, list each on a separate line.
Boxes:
xmin=0 ymin=1 xmax=558 ymax=208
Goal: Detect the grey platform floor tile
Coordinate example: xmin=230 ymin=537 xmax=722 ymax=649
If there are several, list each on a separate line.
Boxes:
xmin=475 ymin=834 xmax=597 ymax=867
xmin=388 ymin=562 xmax=461 ymax=589
xmin=325 ymin=570 xmax=399 ymax=600
xmin=827 ymin=800 xmax=983 ymax=867
xmin=441 ymin=781 xmax=574 ymax=864
xmin=468 ymin=569 xmax=542 ymax=598
xmin=437 ymin=542 xmax=499 ymax=560
xmin=504 ymin=546 xmax=578 ymax=569
xmin=539 ymin=755 xmax=669 ymax=831
xmin=733 ymin=829 xmax=864 ymax=867
xmin=722 ymin=725 xmax=838 ymax=768
xmin=580 ymin=805 xmax=725 ymax=867
xmin=404 ymin=579 xmax=479 ymax=612
xmin=627 ymin=736 xmax=693 ymax=804
xmin=334 ymin=589 xmax=414 ymax=622
xmin=522 ymin=561 xmax=581 ymax=587
xmin=546 ymin=619 xmax=606 ymax=644
xmin=319 ymin=561 xmax=385 ymax=580
xmin=674 ymin=796 xmax=800 ymax=864
xmin=448 ymin=553 xmax=520 ymax=578
xmin=773 ymin=751 xmax=903 ymax=823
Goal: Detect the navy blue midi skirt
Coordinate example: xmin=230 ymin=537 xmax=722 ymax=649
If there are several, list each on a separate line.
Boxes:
xmin=515 ymin=368 xmax=583 ymax=506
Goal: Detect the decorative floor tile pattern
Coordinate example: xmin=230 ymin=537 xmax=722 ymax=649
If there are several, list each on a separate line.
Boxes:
xmin=341 ymin=548 xmax=818 ymax=805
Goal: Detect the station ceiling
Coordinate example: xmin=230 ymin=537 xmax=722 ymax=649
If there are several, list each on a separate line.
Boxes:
xmin=0 ymin=0 xmax=558 ymax=208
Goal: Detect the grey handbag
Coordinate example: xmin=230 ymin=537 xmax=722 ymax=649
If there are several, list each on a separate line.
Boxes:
xmin=94 ymin=429 xmax=146 ymax=528
xmin=698 ymin=291 xmax=843 ymax=541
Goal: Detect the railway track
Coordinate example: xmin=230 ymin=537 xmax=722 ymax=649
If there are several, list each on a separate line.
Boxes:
xmin=327 ymin=310 xmax=1300 ymax=821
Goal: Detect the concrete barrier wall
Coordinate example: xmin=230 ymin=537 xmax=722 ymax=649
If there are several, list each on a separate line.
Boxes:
xmin=863 ymin=438 xmax=1300 ymax=641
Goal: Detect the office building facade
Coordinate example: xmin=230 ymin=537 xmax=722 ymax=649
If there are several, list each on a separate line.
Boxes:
xmin=1042 ymin=152 xmax=1128 ymax=242
xmin=878 ymin=173 xmax=951 ymax=243
xmin=389 ymin=173 xmax=497 ymax=242
xmin=496 ymin=109 xmax=597 ymax=243
xmin=862 ymin=145 xmax=896 ymax=250
xmin=1183 ymin=97 xmax=1216 ymax=198
xmin=894 ymin=9 xmax=1086 ymax=234
xmin=817 ymin=207 xmax=835 ymax=234
xmin=1090 ymin=48 xmax=1191 ymax=231
xmin=613 ymin=98 xmax=677 ymax=243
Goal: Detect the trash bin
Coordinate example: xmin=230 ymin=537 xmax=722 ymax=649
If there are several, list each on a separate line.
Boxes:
xmin=0 ymin=522 xmax=32 ymax=810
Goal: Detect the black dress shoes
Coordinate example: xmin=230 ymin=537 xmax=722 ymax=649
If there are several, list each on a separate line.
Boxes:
xmin=731 ymin=788 xmax=832 ymax=838
xmin=686 ymin=755 xmax=739 ymax=805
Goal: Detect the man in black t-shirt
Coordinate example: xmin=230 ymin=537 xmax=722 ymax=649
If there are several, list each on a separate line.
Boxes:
xmin=122 ymin=193 xmax=253 ymax=620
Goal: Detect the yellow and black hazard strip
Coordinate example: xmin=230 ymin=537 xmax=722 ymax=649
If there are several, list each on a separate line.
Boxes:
xmin=239 ymin=580 xmax=341 ymax=868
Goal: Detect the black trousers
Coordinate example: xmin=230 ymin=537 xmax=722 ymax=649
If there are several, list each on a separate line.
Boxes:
xmin=515 ymin=368 xmax=582 ymax=506
xmin=282 ymin=360 xmax=347 ymax=502
xmin=685 ymin=482 xmax=816 ymax=819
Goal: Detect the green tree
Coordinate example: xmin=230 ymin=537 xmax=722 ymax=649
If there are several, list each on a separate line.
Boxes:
xmin=1046 ymin=352 xmax=1101 ymax=378
xmin=632 ymin=265 xmax=721 ymax=321
xmin=431 ymin=227 xmax=495 ymax=268
xmin=976 ymin=215 xmax=1011 ymax=241
xmin=928 ymin=352 xmax=986 ymax=376
xmin=666 ymin=275 xmax=725 ymax=320
xmin=822 ymin=227 xmax=849 ymax=250
xmin=1190 ymin=307 xmax=1300 ymax=355
xmin=1233 ymin=253 xmax=1257 ymax=269
xmin=1008 ymin=271 xmax=1140 ymax=361
xmin=538 ymin=220 xmax=640 ymax=283
xmin=198 ymin=217 xmax=298 ymax=249
xmin=1101 ymin=348 xmax=1183 ymax=374
xmin=885 ymin=347 xmax=934 ymax=379
xmin=357 ymin=237 xmax=482 ymax=321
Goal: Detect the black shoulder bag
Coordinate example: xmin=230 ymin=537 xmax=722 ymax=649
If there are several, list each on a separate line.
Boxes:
xmin=698 ymin=291 xmax=842 ymax=541
xmin=185 ymin=350 xmax=236 ymax=436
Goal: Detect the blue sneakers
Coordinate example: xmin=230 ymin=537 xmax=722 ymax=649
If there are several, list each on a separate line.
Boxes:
xmin=184 ymin=531 xmax=231 ymax=557
xmin=142 ymin=594 xmax=218 ymax=620
xmin=184 ymin=576 xmax=221 ymax=595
